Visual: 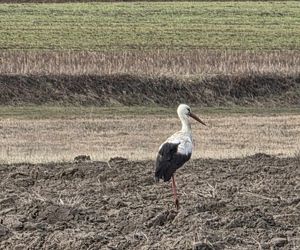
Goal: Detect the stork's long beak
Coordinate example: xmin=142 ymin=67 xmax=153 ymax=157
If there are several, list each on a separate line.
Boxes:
xmin=189 ymin=112 xmax=206 ymax=126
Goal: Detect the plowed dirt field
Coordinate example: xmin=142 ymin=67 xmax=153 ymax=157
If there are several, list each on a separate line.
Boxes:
xmin=0 ymin=154 xmax=299 ymax=249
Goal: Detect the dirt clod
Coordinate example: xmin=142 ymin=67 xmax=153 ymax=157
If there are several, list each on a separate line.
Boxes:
xmin=192 ymin=242 xmax=214 ymax=250
xmin=0 ymin=225 xmax=9 ymax=238
xmin=270 ymin=237 xmax=288 ymax=248
xmin=74 ymin=155 xmax=91 ymax=163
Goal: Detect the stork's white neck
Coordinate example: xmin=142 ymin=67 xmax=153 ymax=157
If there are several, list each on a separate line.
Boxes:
xmin=179 ymin=114 xmax=192 ymax=133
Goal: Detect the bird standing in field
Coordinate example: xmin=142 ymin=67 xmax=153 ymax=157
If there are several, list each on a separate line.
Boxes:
xmin=155 ymin=104 xmax=206 ymax=209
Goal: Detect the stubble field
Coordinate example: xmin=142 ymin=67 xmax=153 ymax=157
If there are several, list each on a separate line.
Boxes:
xmin=0 ymin=107 xmax=300 ymax=164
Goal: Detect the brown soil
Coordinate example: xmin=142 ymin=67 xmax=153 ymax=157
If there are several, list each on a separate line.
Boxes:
xmin=0 ymin=154 xmax=299 ymax=249
xmin=0 ymin=74 xmax=299 ymax=106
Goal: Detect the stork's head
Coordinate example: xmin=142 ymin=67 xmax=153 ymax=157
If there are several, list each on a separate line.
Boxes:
xmin=177 ymin=104 xmax=206 ymax=126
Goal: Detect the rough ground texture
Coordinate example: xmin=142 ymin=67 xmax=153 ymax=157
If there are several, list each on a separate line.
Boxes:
xmin=0 ymin=154 xmax=299 ymax=249
xmin=0 ymin=74 xmax=299 ymax=106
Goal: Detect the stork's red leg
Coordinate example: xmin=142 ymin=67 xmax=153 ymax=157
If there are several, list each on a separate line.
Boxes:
xmin=171 ymin=175 xmax=179 ymax=210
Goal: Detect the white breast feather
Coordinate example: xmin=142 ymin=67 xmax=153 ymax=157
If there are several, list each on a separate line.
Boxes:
xmin=161 ymin=132 xmax=193 ymax=156
xmin=177 ymin=139 xmax=193 ymax=155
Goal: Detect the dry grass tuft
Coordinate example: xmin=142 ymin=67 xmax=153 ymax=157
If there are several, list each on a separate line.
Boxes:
xmin=1 ymin=50 xmax=299 ymax=76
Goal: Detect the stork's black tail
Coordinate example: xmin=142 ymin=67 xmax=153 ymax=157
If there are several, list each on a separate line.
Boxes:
xmin=154 ymin=142 xmax=180 ymax=182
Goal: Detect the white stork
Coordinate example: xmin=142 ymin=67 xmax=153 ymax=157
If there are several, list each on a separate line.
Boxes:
xmin=155 ymin=104 xmax=206 ymax=209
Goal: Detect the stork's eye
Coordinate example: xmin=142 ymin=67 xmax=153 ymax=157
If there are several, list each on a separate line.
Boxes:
xmin=187 ymin=108 xmax=191 ymax=114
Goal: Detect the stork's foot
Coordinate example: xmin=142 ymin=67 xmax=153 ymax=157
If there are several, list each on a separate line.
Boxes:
xmin=174 ymin=198 xmax=180 ymax=210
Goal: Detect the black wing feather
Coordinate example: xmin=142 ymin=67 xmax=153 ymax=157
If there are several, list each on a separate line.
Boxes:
xmin=155 ymin=142 xmax=191 ymax=182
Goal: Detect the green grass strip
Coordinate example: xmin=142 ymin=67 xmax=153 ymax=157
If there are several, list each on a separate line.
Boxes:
xmin=0 ymin=2 xmax=299 ymax=51
xmin=1 ymin=106 xmax=300 ymax=119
